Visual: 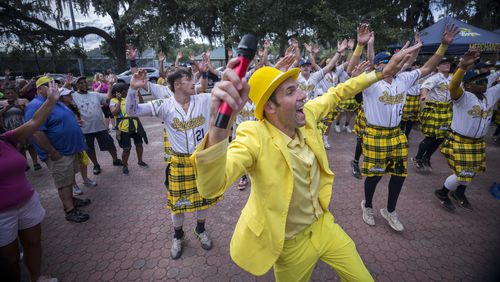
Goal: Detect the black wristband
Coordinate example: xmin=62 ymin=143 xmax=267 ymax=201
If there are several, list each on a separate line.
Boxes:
xmin=202 ymin=72 xmax=208 ymax=79
xmin=130 ymin=60 xmax=137 ymax=68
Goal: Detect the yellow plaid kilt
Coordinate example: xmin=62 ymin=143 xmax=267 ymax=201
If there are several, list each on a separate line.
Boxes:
xmin=402 ymin=95 xmax=420 ymax=122
xmin=419 ymin=101 xmax=452 ymax=139
xmin=167 ymin=153 xmax=223 ymax=214
xmin=324 ymin=109 xmax=338 ymax=123
xmin=78 ymin=151 xmax=90 ymax=166
xmin=362 ymin=125 xmax=408 ymax=177
xmin=440 ymin=131 xmax=485 ymax=182
xmin=353 ymin=107 xmax=367 ymax=138
xmin=336 ymin=97 xmax=360 ymax=112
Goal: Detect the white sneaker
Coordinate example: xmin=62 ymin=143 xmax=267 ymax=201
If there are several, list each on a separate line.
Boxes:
xmin=170 ymin=236 xmax=185 ymax=259
xmin=345 ymin=126 xmax=352 ymax=133
xmin=380 ymin=208 xmax=404 ymax=232
xmin=194 ymin=230 xmax=213 ymax=250
xmin=72 ymin=185 xmax=83 ymax=196
xmin=334 ymin=124 xmax=341 ymax=133
xmin=322 ymin=135 xmax=331 ymax=150
xmin=361 ymin=200 xmax=375 ymax=226
xmin=83 ymin=179 xmax=97 ymax=187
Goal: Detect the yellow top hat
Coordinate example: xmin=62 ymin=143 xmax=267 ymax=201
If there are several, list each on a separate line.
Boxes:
xmin=35 ymin=76 xmax=54 ymax=88
xmin=248 ymin=67 xmax=300 ymax=120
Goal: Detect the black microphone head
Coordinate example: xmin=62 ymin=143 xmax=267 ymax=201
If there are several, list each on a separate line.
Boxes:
xmin=238 ymin=34 xmax=258 ymax=59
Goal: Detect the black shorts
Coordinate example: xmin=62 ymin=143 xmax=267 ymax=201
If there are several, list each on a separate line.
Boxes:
xmin=118 ymin=132 xmax=143 ymax=149
xmin=101 ymin=105 xmax=113 ymax=118
xmin=84 ymin=130 xmax=116 ymax=152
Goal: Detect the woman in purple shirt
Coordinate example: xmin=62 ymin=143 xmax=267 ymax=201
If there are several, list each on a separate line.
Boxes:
xmin=0 ymin=80 xmax=60 ymax=282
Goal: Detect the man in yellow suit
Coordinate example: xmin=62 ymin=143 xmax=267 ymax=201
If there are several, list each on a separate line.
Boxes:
xmin=191 ymin=26 xmax=420 ymax=281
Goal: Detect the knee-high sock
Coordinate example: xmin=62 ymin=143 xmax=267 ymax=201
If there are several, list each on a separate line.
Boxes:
xmin=443 ymin=174 xmax=469 ymax=191
xmin=387 ymin=175 xmax=405 ymax=212
xmin=354 ymin=137 xmax=363 ymax=162
xmin=404 ymin=121 xmax=414 ymax=138
xmin=171 ymin=212 xmax=185 ymax=228
xmin=423 ymin=138 xmax=444 ymax=160
xmin=415 ymin=136 xmax=435 ymax=160
xmin=364 ymin=176 xmax=382 ymax=208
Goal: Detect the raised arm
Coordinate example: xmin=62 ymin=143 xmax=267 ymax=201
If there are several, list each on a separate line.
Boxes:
xmin=367 ymin=33 xmax=375 ymax=64
xmin=450 ymin=49 xmax=481 ymax=100
xmin=347 ymin=24 xmax=372 ymax=75
xmin=127 ymin=44 xmax=139 ymax=74
xmin=126 ymin=69 xmax=154 ymax=117
xmin=304 ymin=43 xmax=319 ymax=71
xmin=322 ymin=39 xmax=348 ymax=74
xmin=15 ymin=81 xmax=59 ymax=142
xmin=175 ymin=51 xmax=183 ymax=68
xmin=420 ymin=25 xmax=459 ymax=77
xmin=262 ymin=40 xmax=270 ymax=66
xmin=158 ymin=51 xmax=165 ymax=79
xmin=401 ymin=32 xmax=422 ymax=71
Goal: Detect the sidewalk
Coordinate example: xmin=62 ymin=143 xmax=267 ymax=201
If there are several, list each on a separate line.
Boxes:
xmin=26 ymin=117 xmax=500 ymax=281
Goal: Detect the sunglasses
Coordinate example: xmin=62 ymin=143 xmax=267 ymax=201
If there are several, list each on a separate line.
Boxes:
xmin=471 ymin=78 xmax=488 ymax=86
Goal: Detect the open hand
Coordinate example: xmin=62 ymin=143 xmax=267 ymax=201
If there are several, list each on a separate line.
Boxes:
xmin=47 ymin=80 xmax=60 ymax=102
xmin=158 ymin=51 xmax=165 ymax=62
xmin=382 ymin=41 xmax=422 ymax=78
xmin=130 ymin=69 xmax=148 ymax=90
xmin=458 ymin=48 xmax=481 ymax=70
xmin=441 ymin=24 xmax=460 ymax=45
xmin=357 ymin=23 xmax=372 ymax=45
xmin=351 ymin=60 xmax=373 ymax=77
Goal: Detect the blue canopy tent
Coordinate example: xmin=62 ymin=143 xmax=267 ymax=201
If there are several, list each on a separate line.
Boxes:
xmin=418 ymin=17 xmax=500 ymax=55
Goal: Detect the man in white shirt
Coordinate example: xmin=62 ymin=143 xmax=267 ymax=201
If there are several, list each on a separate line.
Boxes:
xmin=435 ymin=49 xmax=500 ymax=212
xmin=125 ymin=68 xmax=220 ymax=260
xmin=350 ymin=25 xmax=459 ymax=232
xmin=71 ymin=77 xmax=122 ymax=175
xmin=412 ymin=58 xmax=453 ymax=171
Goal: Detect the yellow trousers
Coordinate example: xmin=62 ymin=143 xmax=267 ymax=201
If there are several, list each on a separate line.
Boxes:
xmin=274 ymin=213 xmax=373 ymax=282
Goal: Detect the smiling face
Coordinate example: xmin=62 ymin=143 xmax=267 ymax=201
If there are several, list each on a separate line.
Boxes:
xmin=264 ymin=77 xmax=307 ymax=137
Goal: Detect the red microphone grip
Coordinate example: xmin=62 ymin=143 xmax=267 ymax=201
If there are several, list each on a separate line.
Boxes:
xmin=215 ymin=56 xmax=252 ymax=122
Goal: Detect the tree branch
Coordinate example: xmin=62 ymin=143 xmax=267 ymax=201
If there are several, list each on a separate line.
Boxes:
xmin=0 ymin=2 xmax=115 ymax=44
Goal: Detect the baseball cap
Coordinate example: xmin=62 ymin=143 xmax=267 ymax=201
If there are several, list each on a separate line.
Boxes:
xmin=35 ymin=76 xmax=54 ymax=88
xmin=374 ymin=51 xmax=392 ymax=65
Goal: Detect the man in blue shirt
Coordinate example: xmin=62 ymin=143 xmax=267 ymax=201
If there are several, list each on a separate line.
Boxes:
xmin=24 ymin=76 xmax=90 ymax=223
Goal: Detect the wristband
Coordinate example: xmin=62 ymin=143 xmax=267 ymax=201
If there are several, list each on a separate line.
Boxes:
xmin=353 ymin=44 xmax=364 ymax=56
xmin=202 ymin=72 xmax=208 ymax=79
xmin=130 ymin=60 xmax=137 ymax=68
xmin=435 ymin=44 xmax=448 ymax=57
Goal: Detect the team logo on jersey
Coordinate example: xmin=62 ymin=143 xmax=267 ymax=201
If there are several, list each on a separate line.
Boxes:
xmin=467 ymin=105 xmax=493 ymax=118
xmin=171 ymin=115 xmax=206 ymax=131
xmin=437 ymin=83 xmax=449 ymax=91
xmin=378 ymin=91 xmax=405 ymax=105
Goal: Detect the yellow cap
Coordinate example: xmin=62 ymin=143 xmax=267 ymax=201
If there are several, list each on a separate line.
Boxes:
xmin=35 ymin=76 xmax=54 ymax=88
xmin=248 ymin=67 xmax=300 ymax=120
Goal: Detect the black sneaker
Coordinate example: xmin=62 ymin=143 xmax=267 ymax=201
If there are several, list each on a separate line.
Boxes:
xmin=423 ymin=158 xmax=433 ymax=171
xmin=65 ymin=209 xmax=89 ymax=223
xmin=137 ymin=161 xmax=149 ymax=168
xmin=434 ymin=190 xmax=455 ymax=211
xmin=122 ymin=166 xmax=129 ymax=175
xmin=73 ymin=197 xmax=91 ymax=208
xmin=450 ymin=191 xmax=473 ymax=212
xmin=113 ymin=159 xmax=123 ymax=166
xmin=351 ymin=160 xmax=362 ymax=179
xmin=412 ymin=157 xmax=424 ymax=171
xmin=93 ymin=164 xmax=101 ymax=175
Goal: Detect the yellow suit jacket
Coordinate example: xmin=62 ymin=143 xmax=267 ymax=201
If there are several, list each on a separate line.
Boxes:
xmin=191 ymin=71 xmax=380 ymax=275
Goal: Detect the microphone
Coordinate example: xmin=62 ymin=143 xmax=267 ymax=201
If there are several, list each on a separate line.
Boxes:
xmin=215 ymin=34 xmax=258 ymax=129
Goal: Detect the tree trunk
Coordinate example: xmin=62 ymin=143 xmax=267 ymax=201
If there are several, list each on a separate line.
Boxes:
xmin=278 ymin=33 xmax=288 ymax=57
xmin=111 ymin=29 xmax=128 ymax=72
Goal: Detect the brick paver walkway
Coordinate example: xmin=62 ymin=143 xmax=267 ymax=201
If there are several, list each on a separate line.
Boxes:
xmin=25 ymin=114 xmax=500 ymax=281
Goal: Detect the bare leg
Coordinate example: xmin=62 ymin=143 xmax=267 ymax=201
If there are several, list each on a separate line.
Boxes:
xmin=19 ymin=224 xmax=42 ymax=282
xmin=80 ymin=164 xmax=90 ymax=182
xmin=122 ymin=149 xmax=131 ymax=166
xmin=28 ymin=147 xmax=39 ymax=165
xmin=109 ymin=148 xmax=119 ymax=162
xmin=87 ymin=150 xmax=99 ymax=166
xmin=135 ymin=144 xmax=144 ymax=163
xmin=58 ymin=185 xmax=75 ymax=212
xmin=0 ymin=238 xmax=20 ymax=282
